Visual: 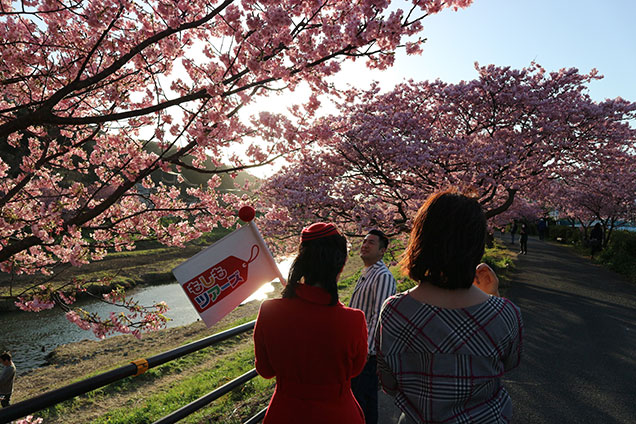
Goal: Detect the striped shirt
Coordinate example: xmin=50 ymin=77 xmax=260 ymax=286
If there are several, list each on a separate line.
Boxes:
xmin=376 ymin=293 xmax=523 ymax=424
xmin=349 ymin=260 xmax=396 ymax=355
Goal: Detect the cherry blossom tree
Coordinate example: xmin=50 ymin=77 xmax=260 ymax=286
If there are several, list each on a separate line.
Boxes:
xmin=0 ymin=0 xmax=475 ymax=336
xmin=261 ymin=63 xmax=636 ymax=242
xmin=488 ymin=199 xmax=544 ymax=230
xmin=544 ymin=149 xmax=636 ymax=247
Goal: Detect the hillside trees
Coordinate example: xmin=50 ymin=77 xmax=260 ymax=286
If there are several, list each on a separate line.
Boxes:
xmin=262 ymin=63 xmax=636 ymax=239
xmin=0 ymin=0 xmax=474 ymax=336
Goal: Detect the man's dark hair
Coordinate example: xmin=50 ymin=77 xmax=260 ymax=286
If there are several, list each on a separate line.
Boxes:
xmin=400 ymin=190 xmax=486 ymax=290
xmin=1 ymin=352 xmax=11 ymax=362
xmin=282 ymin=233 xmax=348 ymax=306
xmin=367 ymin=229 xmax=389 ymax=251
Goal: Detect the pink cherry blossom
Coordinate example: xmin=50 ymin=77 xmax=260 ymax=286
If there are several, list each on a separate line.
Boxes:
xmin=0 ymin=0 xmax=473 ymax=334
xmin=15 ymin=416 xmax=43 ymax=424
xmin=15 ymin=296 xmax=56 ymax=312
xmin=541 ymin=149 xmax=636 ymax=246
xmin=261 ymin=63 xmax=636 ymax=242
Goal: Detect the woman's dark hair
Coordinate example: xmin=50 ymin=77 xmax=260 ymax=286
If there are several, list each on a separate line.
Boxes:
xmin=400 ymin=190 xmax=486 ymax=290
xmin=281 ymin=233 xmax=348 ymax=305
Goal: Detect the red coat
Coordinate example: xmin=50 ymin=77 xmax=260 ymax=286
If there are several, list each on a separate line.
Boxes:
xmin=254 ymin=284 xmax=368 ymax=424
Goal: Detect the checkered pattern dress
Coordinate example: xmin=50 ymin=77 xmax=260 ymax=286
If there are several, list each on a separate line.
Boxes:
xmin=376 ymin=293 xmax=523 ymax=423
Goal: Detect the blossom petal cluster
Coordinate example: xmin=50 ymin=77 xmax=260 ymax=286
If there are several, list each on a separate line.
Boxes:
xmin=15 ymin=416 xmax=43 ymax=424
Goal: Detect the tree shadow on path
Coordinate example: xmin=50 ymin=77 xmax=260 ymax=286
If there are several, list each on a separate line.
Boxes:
xmin=502 ymin=236 xmax=636 ymax=424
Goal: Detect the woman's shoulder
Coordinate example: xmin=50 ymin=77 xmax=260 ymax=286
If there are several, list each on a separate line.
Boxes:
xmin=487 ymin=296 xmax=523 ymax=328
xmin=257 ymin=297 xmax=290 ymax=314
xmin=492 ymin=296 xmax=521 ymax=314
xmin=260 ymin=297 xmax=282 ymax=307
xmin=377 ymin=292 xmax=412 ymax=319
xmin=340 ymin=304 xmax=366 ymax=319
xmin=336 ymin=306 xmax=367 ymax=334
xmin=383 ymin=291 xmax=410 ymax=307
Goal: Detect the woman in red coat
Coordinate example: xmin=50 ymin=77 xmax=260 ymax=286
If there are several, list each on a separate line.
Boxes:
xmin=254 ymin=222 xmax=368 ymax=424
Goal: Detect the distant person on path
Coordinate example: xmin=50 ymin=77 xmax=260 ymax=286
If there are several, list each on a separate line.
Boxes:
xmin=590 ymin=223 xmax=603 ymax=258
xmin=520 ymin=223 xmax=528 ymax=255
xmin=253 ymin=223 xmax=368 ymax=424
xmin=349 ymin=229 xmax=397 ymax=424
xmin=510 ymin=220 xmax=518 ymax=244
xmin=537 ymin=218 xmax=548 ymax=240
xmin=376 ymin=190 xmax=524 ymax=424
xmin=0 ymin=352 xmax=16 ymax=408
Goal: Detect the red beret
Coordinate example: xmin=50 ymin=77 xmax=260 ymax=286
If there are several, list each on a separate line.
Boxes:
xmin=301 ymin=222 xmax=340 ymax=242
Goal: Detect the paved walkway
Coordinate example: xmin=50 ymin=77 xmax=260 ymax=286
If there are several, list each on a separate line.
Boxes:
xmin=378 ymin=235 xmax=636 ymax=423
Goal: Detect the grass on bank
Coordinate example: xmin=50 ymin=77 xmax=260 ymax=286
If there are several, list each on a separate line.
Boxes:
xmin=89 ymin=347 xmax=271 ymax=424
xmin=35 ymin=323 xmax=264 ymax=424
xmin=0 ymin=247 xmax=194 ymax=298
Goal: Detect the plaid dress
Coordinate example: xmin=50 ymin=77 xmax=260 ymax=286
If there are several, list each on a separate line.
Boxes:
xmin=376 ymin=293 xmax=523 ymax=423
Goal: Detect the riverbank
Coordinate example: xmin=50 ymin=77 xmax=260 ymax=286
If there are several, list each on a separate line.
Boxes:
xmin=12 ymin=288 xmax=268 ymax=423
xmin=0 ymin=245 xmax=202 ymax=312
xmin=0 ymin=228 xmax=233 ymax=311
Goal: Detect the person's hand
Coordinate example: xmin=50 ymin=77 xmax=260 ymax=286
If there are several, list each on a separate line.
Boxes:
xmin=473 ymin=263 xmax=500 ymax=296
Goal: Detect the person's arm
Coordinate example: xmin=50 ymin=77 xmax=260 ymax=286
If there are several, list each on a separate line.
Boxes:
xmin=504 ymin=303 xmax=524 ymax=371
xmin=253 ymin=304 xmax=276 ymax=379
xmin=0 ymin=366 xmax=10 ymax=385
xmin=375 ymin=301 xmax=399 ymax=395
xmin=368 ymin=270 xmax=397 ymax=346
xmin=376 ymin=353 xmax=398 ymax=395
xmin=352 ymin=311 xmax=368 ymax=378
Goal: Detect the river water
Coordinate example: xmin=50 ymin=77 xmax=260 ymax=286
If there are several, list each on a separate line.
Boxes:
xmin=0 ymin=257 xmax=292 ymax=375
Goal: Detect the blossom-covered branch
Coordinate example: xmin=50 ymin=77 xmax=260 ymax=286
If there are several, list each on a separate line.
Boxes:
xmin=261 ymin=63 xmax=636 ymax=242
xmin=0 ymin=0 xmax=474 ymax=334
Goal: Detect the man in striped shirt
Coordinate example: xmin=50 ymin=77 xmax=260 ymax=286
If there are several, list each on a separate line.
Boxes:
xmin=349 ymin=229 xmax=397 ymax=424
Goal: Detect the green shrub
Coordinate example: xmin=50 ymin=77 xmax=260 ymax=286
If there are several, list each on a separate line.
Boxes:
xmin=548 ymin=225 xmax=636 ymax=284
xmin=548 ymin=224 xmax=583 ymax=245
xmin=597 ymin=230 xmax=636 ymax=283
xmin=482 ymin=239 xmax=515 ymax=274
xmin=395 ymin=276 xmax=416 ymax=293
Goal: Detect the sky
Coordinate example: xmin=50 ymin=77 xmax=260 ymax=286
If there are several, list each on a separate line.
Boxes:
xmin=340 ymin=0 xmax=636 ymax=101
xmin=244 ymin=0 xmax=636 ymax=177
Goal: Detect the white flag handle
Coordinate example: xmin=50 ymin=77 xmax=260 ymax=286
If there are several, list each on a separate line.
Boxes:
xmin=247 ymin=221 xmax=287 ymax=286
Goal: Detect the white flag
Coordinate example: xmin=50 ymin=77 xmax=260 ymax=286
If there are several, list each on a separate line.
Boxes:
xmin=172 ymin=222 xmax=284 ymax=327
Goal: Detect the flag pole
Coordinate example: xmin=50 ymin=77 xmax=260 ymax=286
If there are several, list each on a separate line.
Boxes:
xmin=247 ymin=221 xmax=287 ymax=286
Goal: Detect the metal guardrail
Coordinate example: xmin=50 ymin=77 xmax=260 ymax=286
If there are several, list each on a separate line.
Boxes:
xmin=244 ymin=407 xmax=268 ymax=424
xmin=0 ymin=320 xmax=265 ymax=424
xmin=152 ymin=369 xmax=259 ymax=424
